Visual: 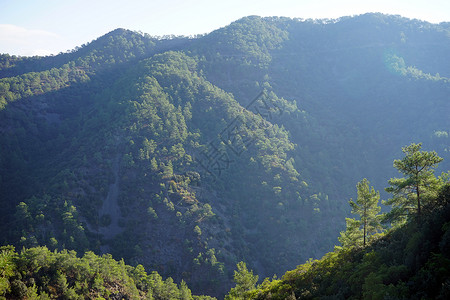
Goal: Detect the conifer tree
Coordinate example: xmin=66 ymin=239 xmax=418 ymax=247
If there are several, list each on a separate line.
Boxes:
xmin=225 ymin=261 xmax=258 ymax=299
xmin=352 ymin=178 xmax=382 ymax=246
xmin=384 ymin=143 xmax=443 ymax=224
xmin=338 ymin=217 xmax=363 ymax=247
xmin=339 ymin=178 xmax=382 ymax=247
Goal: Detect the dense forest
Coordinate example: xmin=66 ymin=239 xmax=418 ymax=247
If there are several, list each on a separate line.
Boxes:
xmin=1 ymin=144 xmax=448 ymax=299
xmin=225 ymin=144 xmax=450 ymax=299
xmin=1 ymin=13 xmax=449 ymax=298
xmin=0 ymin=245 xmax=214 ymax=299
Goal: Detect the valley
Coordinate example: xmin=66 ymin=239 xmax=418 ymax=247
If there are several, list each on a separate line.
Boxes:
xmin=0 ymin=13 xmax=449 ymax=298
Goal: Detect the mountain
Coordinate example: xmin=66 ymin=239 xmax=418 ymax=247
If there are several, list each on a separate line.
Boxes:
xmin=1 ymin=13 xmax=449 ymax=298
xmin=240 ymin=184 xmax=450 ymax=299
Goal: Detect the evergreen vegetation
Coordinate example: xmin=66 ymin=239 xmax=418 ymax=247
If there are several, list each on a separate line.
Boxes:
xmin=338 ymin=179 xmax=382 ymax=248
xmin=385 ymin=143 xmax=444 ymax=224
xmin=0 ymin=245 xmax=214 ymax=299
xmin=227 ymin=154 xmax=450 ymax=299
xmin=0 ymin=13 xmax=449 ymax=298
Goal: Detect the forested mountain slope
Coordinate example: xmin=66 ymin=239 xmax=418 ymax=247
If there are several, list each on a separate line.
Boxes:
xmin=241 ymin=184 xmax=450 ymax=299
xmin=191 ymin=14 xmax=450 ymax=200
xmin=1 ymin=13 xmax=449 ymax=297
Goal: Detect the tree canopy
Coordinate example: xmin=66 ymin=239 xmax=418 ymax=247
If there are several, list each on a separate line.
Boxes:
xmin=385 ymin=143 xmax=443 ymax=224
xmin=339 ymin=178 xmax=382 ymax=247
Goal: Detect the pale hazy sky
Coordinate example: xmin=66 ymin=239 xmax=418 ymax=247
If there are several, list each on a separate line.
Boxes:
xmin=1 ymin=0 xmax=449 ymax=56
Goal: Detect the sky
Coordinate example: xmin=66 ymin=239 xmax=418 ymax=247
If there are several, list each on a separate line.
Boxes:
xmin=1 ymin=0 xmax=449 ymax=56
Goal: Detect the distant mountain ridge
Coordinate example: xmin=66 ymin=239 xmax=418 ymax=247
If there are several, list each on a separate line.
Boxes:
xmin=1 ymin=13 xmax=449 ymax=297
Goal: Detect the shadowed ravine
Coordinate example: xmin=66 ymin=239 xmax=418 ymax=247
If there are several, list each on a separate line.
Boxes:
xmin=99 ymin=153 xmax=123 ymax=252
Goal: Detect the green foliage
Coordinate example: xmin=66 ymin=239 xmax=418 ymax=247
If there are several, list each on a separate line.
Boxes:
xmin=0 ymin=246 xmax=212 ymax=299
xmin=245 ymin=160 xmax=450 ymax=300
xmin=1 ymin=14 xmax=450 ymax=299
xmin=0 ymin=65 xmax=90 ymax=109
xmin=250 ymin=188 xmax=450 ymax=299
xmin=384 ymin=143 xmax=444 ymax=224
xmin=385 ymin=52 xmax=450 ymax=82
xmin=338 ymin=217 xmax=364 ymax=248
xmin=339 ymin=179 xmax=383 ymax=247
xmin=225 ymin=262 xmax=259 ymax=299
xmin=193 ymin=225 xmax=202 ymax=236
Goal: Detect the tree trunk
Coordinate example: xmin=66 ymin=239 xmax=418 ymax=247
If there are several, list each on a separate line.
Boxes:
xmin=417 ymin=184 xmax=421 ymax=217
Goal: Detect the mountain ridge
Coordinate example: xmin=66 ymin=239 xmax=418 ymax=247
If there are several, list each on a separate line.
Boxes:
xmin=1 ymin=13 xmax=449 ymax=298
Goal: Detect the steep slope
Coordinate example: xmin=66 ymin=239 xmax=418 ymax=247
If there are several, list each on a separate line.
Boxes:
xmin=1 ymin=14 xmax=450 ymax=298
xmin=189 ymin=13 xmax=450 ymax=201
xmin=0 ymin=45 xmax=326 ymax=297
xmin=0 ymin=29 xmax=190 ymax=240
xmin=246 ymin=184 xmax=450 ymax=299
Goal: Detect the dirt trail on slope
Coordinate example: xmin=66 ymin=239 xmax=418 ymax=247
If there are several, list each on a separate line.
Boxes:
xmin=99 ymin=153 xmax=123 ymax=252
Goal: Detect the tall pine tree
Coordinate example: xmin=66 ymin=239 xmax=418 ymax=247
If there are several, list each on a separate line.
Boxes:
xmin=384 ymin=143 xmax=443 ymax=224
xmin=339 ymin=178 xmax=382 ymax=247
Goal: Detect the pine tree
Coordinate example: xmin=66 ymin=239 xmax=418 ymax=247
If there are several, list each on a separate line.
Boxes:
xmin=352 ymin=178 xmax=382 ymax=246
xmin=339 ymin=178 xmax=382 ymax=247
xmin=338 ymin=217 xmax=363 ymax=248
xmin=384 ymin=143 xmax=443 ymax=224
xmin=225 ymin=261 xmax=258 ymax=299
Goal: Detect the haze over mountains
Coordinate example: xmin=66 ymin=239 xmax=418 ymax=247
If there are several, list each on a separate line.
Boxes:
xmin=1 ymin=13 xmax=449 ymax=298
